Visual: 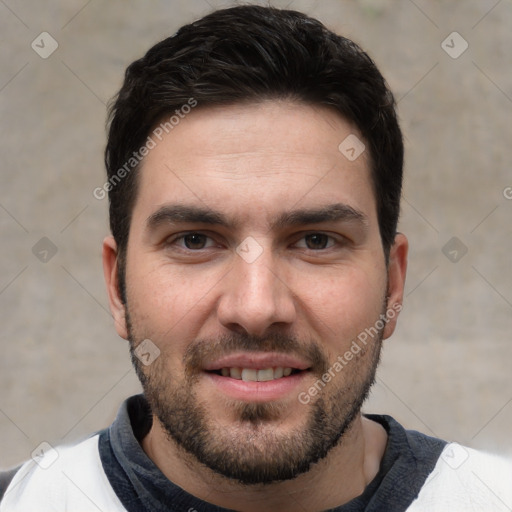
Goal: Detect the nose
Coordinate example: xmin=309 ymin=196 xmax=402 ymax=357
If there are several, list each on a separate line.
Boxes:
xmin=216 ymin=247 xmax=297 ymax=337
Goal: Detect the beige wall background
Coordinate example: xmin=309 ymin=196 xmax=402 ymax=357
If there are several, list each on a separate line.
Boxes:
xmin=1 ymin=0 xmax=511 ymax=469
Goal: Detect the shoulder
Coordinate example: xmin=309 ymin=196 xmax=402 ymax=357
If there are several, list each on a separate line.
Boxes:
xmin=365 ymin=415 xmax=512 ymax=511
xmin=407 ymin=443 xmax=512 ymax=512
xmin=0 ymin=434 xmax=125 ymax=511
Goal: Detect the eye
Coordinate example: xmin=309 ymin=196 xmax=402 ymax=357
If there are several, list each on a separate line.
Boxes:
xmin=294 ymin=233 xmax=337 ymax=250
xmin=173 ymin=233 xmax=215 ymax=250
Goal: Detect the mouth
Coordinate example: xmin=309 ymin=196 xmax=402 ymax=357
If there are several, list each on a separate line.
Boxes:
xmin=207 ymin=367 xmax=303 ymax=381
xmin=202 ymin=353 xmax=312 ymax=402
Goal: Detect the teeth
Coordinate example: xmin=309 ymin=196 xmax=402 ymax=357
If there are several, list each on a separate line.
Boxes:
xmin=257 ymin=368 xmax=274 ymax=382
xmin=241 ymin=368 xmax=258 ymax=382
xmin=221 ymin=367 xmax=294 ymax=381
xmin=230 ymin=367 xmax=242 ymax=379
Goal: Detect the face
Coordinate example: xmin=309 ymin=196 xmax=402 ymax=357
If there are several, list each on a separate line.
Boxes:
xmin=104 ymin=100 xmax=407 ymax=484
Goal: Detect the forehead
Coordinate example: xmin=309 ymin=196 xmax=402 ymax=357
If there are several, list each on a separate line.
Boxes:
xmin=133 ymin=100 xmax=376 ymax=228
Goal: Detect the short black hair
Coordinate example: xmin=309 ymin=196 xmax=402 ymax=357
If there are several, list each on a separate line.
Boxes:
xmin=105 ymin=5 xmax=403 ymax=301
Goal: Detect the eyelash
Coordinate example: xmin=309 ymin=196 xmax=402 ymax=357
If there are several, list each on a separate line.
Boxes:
xmin=166 ymin=232 xmax=344 ymax=252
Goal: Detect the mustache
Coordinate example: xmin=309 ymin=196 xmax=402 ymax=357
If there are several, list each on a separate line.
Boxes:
xmin=183 ymin=332 xmax=330 ymax=376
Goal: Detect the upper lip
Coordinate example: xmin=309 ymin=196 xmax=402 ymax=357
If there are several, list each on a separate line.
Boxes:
xmin=203 ymin=352 xmax=311 ymax=371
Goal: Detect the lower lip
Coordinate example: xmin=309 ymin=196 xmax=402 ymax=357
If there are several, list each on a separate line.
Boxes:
xmin=204 ymin=371 xmax=308 ymax=402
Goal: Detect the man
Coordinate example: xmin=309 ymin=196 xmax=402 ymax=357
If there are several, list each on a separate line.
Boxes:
xmin=1 ymin=5 xmax=510 ymax=511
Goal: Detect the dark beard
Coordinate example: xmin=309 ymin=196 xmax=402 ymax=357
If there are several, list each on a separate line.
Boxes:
xmin=127 ymin=320 xmax=382 ymax=485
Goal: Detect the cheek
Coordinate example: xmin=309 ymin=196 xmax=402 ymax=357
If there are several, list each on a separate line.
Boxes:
xmin=293 ymin=267 xmax=386 ymax=348
xmin=125 ymin=257 xmax=223 ymax=342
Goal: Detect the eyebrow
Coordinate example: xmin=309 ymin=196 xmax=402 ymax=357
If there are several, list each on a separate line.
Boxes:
xmin=272 ymin=203 xmax=368 ymax=230
xmin=145 ymin=203 xmax=368 ymax=232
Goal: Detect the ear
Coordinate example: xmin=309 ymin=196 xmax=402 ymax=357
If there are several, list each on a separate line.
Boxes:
xmin=102 ymin=235 xmax=129 ymax=340
xmin=382 ymin=233 xmax=408 ymax=340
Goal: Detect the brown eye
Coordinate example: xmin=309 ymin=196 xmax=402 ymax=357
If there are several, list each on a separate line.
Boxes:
xmin=304 ymin=233 xmax=331 ymax=250
xmin=182 ymin=233 xmax=209 ymax=249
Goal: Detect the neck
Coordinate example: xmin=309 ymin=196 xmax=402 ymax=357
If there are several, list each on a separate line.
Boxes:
xmin=141 ymin=414 xmax=388 ymax=512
